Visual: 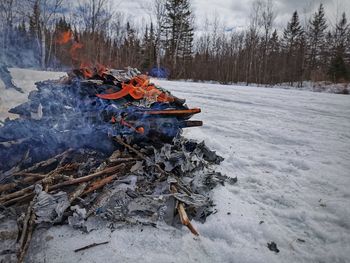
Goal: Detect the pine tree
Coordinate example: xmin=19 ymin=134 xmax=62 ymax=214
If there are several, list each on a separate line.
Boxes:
xmin=283 ymin=11 xmax=304 ymax=51
xmin=283 ymin=11 xmax=305 ymax=86
xmin=307 ymin=4 xmax=327 ymax=73
xmin=29 ymin=1 xmax=41 ymax=39
xmin=121 ymin=22 xmax=141 ymax=67
xmin=334 ymin=13 xmax=348 ymax=55
xmin=162 ymin=0 xmax=194 ymax=78
xmin=328 ymin=13 xmax=349 ymax=82
xmin=141 ymin=23 xmax=157 ymax=72
xmin=267 ymin=29 xmax=280 ymax=84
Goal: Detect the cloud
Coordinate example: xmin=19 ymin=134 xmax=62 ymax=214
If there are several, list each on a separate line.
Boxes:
xmin=114 ymin=0 xmax=350 ymax=32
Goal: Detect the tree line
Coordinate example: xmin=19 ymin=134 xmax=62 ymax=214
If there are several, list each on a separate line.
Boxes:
xmin=0 ymin=0 xmax=349 ymax=85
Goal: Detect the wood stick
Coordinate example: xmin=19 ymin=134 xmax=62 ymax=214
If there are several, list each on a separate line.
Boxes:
xmin=170 ymin=185 xmax=199 ymax=236
xmin=14 ymin=172 xmax=46 ymax=177
xmin=17 ymin=212 xmax=35 ymax=263
xmin=0 ymin=182 xmax=16 ymax=193
xmin=82 ymin=174 xmax=119 ymax=195
xmin=1 ymin=163 xmax=78 ymax=203
xmin=0 ymin=185 xmax=34 ymax=203
xmin=177 ymin=202 xmax=199 ymax=236
xmin=1 ymin=164 xmax=124 ymax=206
xmin=0 ymin=174 xmax=45 ymax=194
xmin=49 ymin=163 xmax=126 ymax=191
xmin=74 ymin=241 xmax=109 ymax=252
xmin=12 ymin=149 xmax=73 ymax=176
xmin=2 ymin=193 xmax=34 ymax=207
xmin=108 ymin=157 xmax=140 ymax=164
xmin=18 ymin=201 xmax=34 ymax=248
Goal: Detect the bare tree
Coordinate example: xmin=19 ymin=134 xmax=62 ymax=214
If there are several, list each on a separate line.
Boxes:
xmin=260 ymin=0 xmax=275 ymax=83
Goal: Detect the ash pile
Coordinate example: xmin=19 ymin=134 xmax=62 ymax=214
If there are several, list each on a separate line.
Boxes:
xmin=0 ymin=67 xmax=236 ymax=262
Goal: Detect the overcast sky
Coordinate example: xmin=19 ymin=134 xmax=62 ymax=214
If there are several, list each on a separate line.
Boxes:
xmin=116 ymin=0 xmax=350 ymax=32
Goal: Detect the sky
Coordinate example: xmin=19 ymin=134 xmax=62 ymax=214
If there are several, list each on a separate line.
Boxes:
xmin=115 ymin=0 xmax=350 ymax=32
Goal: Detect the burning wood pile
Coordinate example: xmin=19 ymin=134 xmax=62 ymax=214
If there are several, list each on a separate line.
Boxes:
xmin=0 ymin=67 xmax=236 ymax=262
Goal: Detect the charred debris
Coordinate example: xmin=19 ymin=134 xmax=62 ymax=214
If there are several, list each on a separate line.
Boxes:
xmin=0 ymin=67 xmax=236 ymax=262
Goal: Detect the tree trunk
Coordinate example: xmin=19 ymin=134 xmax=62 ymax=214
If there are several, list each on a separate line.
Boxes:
xmin=41 ymin=27 xmax=46 ymax=69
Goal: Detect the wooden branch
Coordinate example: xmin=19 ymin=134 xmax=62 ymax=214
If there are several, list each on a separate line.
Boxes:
xmin=49 ymin=163 xmax=126 ymax=191
xmin=14 ymin=173 xmax=46 ymax=178
xmin=0 ymin=174 xmax=45 ymax=194
xmin=0 ymin=164 xmax=125 ymax=206
xmin=2 ymin=193 xmax=34 ymax=207
xmin=74 ymin=241 xmax=109 ymax=253
xmin=0 ymin=183 xmax=16 ymax=193
xmin=18 ymin=201 xmax=34 ymax=248
xmin=17 ymin=212 xmax=35 ymax=263
xmin=177 ymin=202 xmax=199 ymax=236
xmin=0 ymin=159 xmax=78 ymax=202
xmin=12 ymin=149 xmax=73 ymax=176
xmin=170 ymin=184 xmax=199 ymax=236
xmin=0 ymin=185 xmax=34 ymax=204
xmin=108 ymin=157 xmax=140 ymax=164
xmin=83 ymin=174 xmax=119 ymax=195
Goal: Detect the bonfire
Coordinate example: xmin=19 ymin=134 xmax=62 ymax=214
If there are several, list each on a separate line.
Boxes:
xmin=0 ymin=31 xmax=235 ymax=263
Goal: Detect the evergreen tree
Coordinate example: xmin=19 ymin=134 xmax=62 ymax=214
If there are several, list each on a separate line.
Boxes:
xmin=283 ymin=11 xmax=305 ymax=86
xmin=121 ymin=22 xmax=141 ymax=67
xmin=307 ymin=4 xmax=327 ymax=72
xmin=328 ymin=13 xmax=349 ymax=81
xmin=283 ymin=11 xmax=304 ymax=50
xmin=29 ymin=0 xmax=41 ymax=39
xmin=141 ymin=23 xmax=157 ymax=72
xmin=267 ymin=29 xmax=280 ymax=84
xmin=162 ymin=0 xmax=194 ymax=78
xmin=334 ymin=13 xmax=348 ymax=55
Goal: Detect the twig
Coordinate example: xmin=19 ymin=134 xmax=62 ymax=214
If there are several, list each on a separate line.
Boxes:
xmin=18 ymin=201 xmax=34 ymax=248
xmin=74 ymin=241 xmax=109 ymax=252
xmin=2 ymin=193 xmax=34 ymax=207
xmin=17 ymin=204 xmax=36 ymax=263
xmin=83 ymin=174 xmax=120 ymax=195
xmin=49 ymin=163 xmax=126 ymax=191
xmin=170 ymin=185 xmax=199 ymax=236
xmin=0 ymin=174 xmax=45 ymax=194
xmin=177 ymin=202 xmax=199 ymax=236
xmin=1 ymin=164 xmax=124 ymax=206
xmin=12 ymin=149 xmax=73 ymax=176
xmin=0 ymin=164 xmax=78 ymax=203
xmin=17 ymin=213 xmax=35 ymax=263
xmin=0 ymin=183 xmax=16 ymax=193
xmin=108 ymin=157 xmax=140 ymax=164
xmin=0 ymin=185 xmax=35 ymax=204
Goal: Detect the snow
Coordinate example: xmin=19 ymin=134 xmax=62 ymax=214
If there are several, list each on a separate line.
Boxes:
xmin=0 ymin=68 xmax=66 ymax=121
xmin=1 ymin=69 xmax=350 ymax=262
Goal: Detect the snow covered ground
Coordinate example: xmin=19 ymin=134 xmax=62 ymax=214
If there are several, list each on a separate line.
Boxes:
xmin=1 ymin=69 xmax=350 ymax=263
xmin=0 ymin=68 xmax=65 ymax=121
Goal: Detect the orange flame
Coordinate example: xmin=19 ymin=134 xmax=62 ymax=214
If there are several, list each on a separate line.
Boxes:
xmin=56 ymin=30 xmax=73 ymax=44
xmin=70 ymin=42 xmax=83 ymax=61
xmin=80 ymin=61 xmax=94 ymax=78
xmin=96 ymin=62 xmax=107 ymax=77
xmin=56 ymin=30 xmax=109 ymax=79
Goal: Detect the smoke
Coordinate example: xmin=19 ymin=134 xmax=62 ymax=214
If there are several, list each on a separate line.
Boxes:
xmin=0 ymin=27 xmax=41 ymax=68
